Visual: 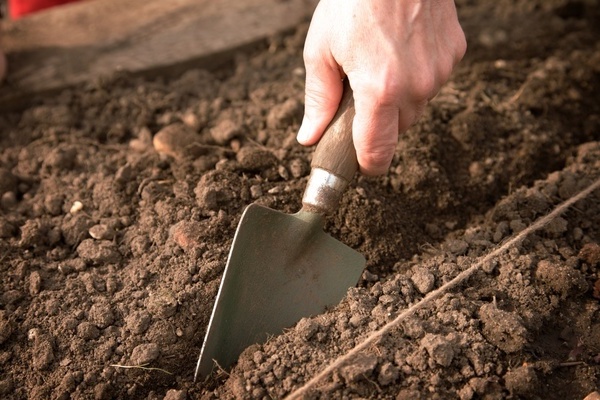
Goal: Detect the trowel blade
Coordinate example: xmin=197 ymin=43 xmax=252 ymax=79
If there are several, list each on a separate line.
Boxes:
xmin=195 ymin=203 xmax=365 ymax=379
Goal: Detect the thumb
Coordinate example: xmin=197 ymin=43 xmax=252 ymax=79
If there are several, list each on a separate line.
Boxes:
xmin=297 ymin=60 xmax=344 ymax=146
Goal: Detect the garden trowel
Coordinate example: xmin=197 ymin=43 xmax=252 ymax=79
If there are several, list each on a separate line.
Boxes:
xmin=195 ymin=81 xmax=365 ymax=380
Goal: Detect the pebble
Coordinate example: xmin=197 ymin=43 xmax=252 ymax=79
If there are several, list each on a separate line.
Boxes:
xmin=153 ymin=123 xmax=206 ymax=160
xmin=89 ymin=224 xmax=115 ymax=240
xmin=169 ymin=220 xmax=205 ymax=252
xmin=411 ymin=267 xmax=435 ymax=294
xmin=130 ymin=343 xmax=160 ymax=365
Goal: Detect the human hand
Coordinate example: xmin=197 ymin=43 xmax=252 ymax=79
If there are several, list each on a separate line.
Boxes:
xmin=298 ymin=0 xmax=467 ymax=176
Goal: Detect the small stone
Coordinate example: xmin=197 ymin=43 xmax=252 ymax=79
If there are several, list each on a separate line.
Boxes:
xmin=70 ymin=201 xmax=84 ymax=214
xmin=130 ymin=343 xmax=160 ymax=365
xmin=278 ymin=165 xmax=290 ymax=180
xmin=153 ymin=123 xmax=207 ymax=160
xmin=411 ymin=267 xmax=435 ymax=294
xmin=169 ymin=220 xmax=205 ymax=252
xmin=89 ymin=225 xmax=115 ymax=240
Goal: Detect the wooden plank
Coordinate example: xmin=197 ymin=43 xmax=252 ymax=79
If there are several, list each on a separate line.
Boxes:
xmin=0 ymin=0 xmax=317 ymax=108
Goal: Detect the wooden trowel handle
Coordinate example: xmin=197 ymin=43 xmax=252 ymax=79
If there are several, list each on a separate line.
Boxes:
xmin=311 ymin=80 xmax=358 ymax=181
xmin=301 ymin=80 xmax=358 ymax=215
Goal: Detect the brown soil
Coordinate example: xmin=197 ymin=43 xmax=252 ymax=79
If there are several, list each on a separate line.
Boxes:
xmin=1 ymin=0 xmax=600 ymax=399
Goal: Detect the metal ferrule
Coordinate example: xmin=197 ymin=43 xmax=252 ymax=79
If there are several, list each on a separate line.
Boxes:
xmin=301 ymin=167 xmax=349 ymax=215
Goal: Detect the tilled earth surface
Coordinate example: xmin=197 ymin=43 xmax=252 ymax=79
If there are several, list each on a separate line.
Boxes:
xmin=1 ymin=0 xmax=600 ymax=399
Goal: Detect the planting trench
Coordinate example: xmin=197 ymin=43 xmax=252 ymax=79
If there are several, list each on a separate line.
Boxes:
xmin=0 ymin=0 xmax=600 ymax=399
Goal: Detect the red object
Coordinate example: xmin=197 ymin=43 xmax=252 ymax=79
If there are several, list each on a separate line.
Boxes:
xmin=8 ymin=0 xmax=81 ymax=19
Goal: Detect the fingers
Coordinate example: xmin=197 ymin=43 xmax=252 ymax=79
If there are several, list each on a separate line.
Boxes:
xmin=352 ymin=94 xmax=401 ymax=176
xmin=297 ymin=49 xmax=344 ymax=146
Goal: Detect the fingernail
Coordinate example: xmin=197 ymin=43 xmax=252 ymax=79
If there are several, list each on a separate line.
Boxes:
xmin=297 ymin=116 xmax=311 ymax=144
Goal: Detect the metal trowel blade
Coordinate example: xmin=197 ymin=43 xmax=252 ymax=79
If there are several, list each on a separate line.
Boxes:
xmin=195 ymin=203 xmax=365 ymax=379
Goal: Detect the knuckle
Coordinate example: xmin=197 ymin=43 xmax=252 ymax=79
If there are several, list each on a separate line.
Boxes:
xmin=359 ymin=143 xmax=397 ymax=176
xmin=410 ymin=70 xmax=437 ymax=101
